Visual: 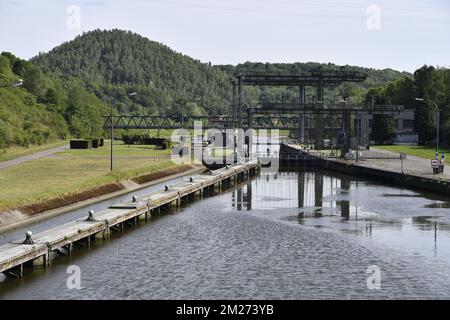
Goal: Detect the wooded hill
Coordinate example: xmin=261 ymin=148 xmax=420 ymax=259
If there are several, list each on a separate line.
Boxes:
xmin=0 ymin=29 xmax=418 ymax=149
xmin=33 ymin=29 xmax=411 ymax=112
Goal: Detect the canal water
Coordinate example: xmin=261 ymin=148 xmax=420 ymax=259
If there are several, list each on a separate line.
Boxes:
xmin=1 ymin=168 xmax=450 ymax=299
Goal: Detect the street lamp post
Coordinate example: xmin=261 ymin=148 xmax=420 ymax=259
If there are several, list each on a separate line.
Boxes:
xmin=356 ymin=108 xmax=360 ymax=162
xmin=416 ymin=97 xmax=440 ymax=154
xmin=110 ymin=91 xmax=138 ymax=172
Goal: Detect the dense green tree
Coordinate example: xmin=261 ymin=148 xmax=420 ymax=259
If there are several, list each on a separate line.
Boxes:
xmin=371 ymin=115 xmax=396 ymax=144
xmin=413 ymin=66 xmax=436 ymax=143
xmin=365 ymin=65 xmax=450 ymax=145
xmin=66 ymin=103 xmax=103 ymax=137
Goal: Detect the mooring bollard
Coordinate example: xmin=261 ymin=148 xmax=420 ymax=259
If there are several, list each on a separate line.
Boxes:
xmin=23 ymin=231 xmax=34 ymax=244
xmin=86 ymin=210 xmax=95 ymax=221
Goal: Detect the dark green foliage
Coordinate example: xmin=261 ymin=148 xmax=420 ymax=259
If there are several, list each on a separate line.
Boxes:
xmin=121 ymin=133 xmax=167 ymax=146
xmin=366 ymin=65 xmax=450 ymax=145
xmin=0 ymin=52 xmax=108 ymax=148
xmin=32 ymin=29 xmax=231 ymax=115
xmin=371 ymin=115 xmax=396 ymax=144
xmin=122 ymin=133 xmax=150 ymax=145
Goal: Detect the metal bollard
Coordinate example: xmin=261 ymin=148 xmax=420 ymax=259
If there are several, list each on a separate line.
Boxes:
xmin=23 ymin=231 xmax=34 ymax=244
xmin=86 ymin=210 xmax=96 ymax=221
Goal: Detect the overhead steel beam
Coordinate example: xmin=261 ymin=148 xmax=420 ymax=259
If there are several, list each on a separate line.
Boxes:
xmin=103 ymin=104 xmax=403 ymax=131
xmin=249 ymin=105 xmax=404 ymax=114
xmin=234 ymin=71 xmax=367 ymax=86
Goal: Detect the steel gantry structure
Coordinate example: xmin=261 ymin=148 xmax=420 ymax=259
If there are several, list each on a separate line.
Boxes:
xmin=103 ymin=105 xmax=403 ymax=130
xmin=103 ymin=105 xmax=404 ymax=155
xmin=103 ymin=67 xmax=405 ymax=154
xmin=230 ymin=67 xmax=368 ymax=149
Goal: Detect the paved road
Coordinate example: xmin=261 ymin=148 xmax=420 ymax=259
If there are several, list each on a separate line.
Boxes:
xmin=359 ymin=147 xmax=450 ymax=180
xmin=0 ymin=145 xmax=69 ymax=170
xmin=287 ymin=143 xmax=449 ymax=181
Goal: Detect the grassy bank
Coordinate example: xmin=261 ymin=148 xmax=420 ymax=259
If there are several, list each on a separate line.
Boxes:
xmin=374 ymin=145 xmax=450 ymax=159
xmin=0 ymin=141 xmax=178 ymax=211
xmin=0 ymin=140 xmax=68 ymax=162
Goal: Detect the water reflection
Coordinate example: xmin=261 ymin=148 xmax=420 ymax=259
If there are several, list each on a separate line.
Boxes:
xmin=2 ymin=169 xmax=450 ymax=299
xmin=338 ymin=177 xmax=351 ymax=220
xmin=232 ymin=181 xmax=252 ymax=211
xmin=240 ymin=170 xmax=356 ymax=221
xmin=232 ymin=169 xmax=450 ymax=264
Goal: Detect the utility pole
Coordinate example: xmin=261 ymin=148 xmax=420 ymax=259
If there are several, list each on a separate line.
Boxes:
xmin=110 ymin=91 xmax=138 ymax=172
xmin=356 ymin=109 xmax=359 ymax=162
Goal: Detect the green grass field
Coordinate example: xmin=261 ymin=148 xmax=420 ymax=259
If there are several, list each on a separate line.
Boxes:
xmin=374 ymin=145 xmax=450 ymax=159
xmin=0 ymin=142 xmax=179 ymax=211
xmin=0 ymin=140 xmax=68 ymax=162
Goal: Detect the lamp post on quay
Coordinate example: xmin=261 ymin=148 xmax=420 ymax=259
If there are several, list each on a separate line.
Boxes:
xmin=110 ymin=91 xmax=139 ymax=172
xmin=415 ymin=97 xmax=440 ymax=154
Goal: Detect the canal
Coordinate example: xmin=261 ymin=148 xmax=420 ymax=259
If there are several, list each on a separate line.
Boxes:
xmin=1 ymin=168 xmax=450 ymax=299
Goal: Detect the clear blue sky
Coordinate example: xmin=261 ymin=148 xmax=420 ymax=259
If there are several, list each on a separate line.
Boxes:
xmin=0 ymin=0 xmax=449 ymax=72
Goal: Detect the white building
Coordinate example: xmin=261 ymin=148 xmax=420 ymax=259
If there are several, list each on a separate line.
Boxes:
xmin=355 ymin=109 xmax=417 ymax=146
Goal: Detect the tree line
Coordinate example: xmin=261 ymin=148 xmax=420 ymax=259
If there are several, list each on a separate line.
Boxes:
xmin=364 ymin=65 xmax=450 ymax=145
xmin=2 ymin=28 xmax=443 ymax=151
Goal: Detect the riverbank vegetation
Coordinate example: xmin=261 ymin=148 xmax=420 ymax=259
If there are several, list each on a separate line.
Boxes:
xmin=0 ymin=52 xmax=109 ymax=150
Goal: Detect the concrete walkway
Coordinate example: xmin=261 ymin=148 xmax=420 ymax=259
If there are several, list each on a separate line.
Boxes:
xmin=0 ymin=145 xmax=69 ymax=170
xmin=358 ymin=147 xmax=450 ymax=181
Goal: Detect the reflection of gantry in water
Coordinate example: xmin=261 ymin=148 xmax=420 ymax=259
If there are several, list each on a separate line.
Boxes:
xmin=232 ymin=171 xmax=353 ymax=219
